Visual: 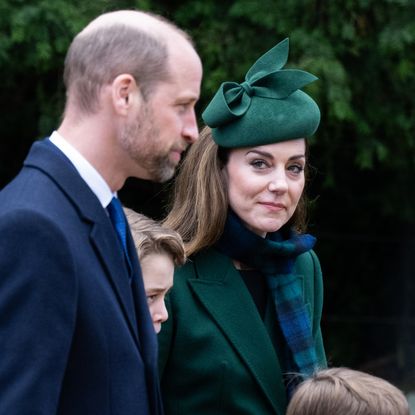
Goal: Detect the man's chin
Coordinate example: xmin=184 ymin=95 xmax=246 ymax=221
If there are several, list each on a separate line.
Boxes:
xmin=150 ymin=164 xmax=175 ymax=183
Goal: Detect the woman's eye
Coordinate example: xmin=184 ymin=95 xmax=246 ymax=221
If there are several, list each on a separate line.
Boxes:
xmin=250 ymin=159 xmax=268 ymax=169
xmin=288 ymin=164 xmax=304 ymax=174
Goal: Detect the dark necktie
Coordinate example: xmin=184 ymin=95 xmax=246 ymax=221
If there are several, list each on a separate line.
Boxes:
xmin=107 ymin=197 xmax=132 ymax=276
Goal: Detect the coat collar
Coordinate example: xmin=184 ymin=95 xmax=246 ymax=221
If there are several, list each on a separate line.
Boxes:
xmin=188 ymin=247 xmax=289 ymax=414
xmin=24 ymin=139 xmax=142 ymax=350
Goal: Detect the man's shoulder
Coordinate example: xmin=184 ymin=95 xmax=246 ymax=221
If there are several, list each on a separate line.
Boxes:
xmin=1 ymin=138 xmax=70 ymax=193
xmin=0 ymin=162 xmax=69 ymax=214
xmin=1 ymin=139 xmax=105 ymax=222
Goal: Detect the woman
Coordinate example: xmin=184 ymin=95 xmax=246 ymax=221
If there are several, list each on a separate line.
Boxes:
xmin=158 ymin=38 xmax=327 ymax=415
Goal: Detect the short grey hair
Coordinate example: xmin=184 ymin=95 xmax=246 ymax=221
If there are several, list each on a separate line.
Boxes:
xmin=64 ymin=22 xmax=170 ymax=113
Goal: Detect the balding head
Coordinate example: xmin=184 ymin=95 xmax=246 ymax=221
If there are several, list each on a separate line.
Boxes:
xmin=63 ymin=9 xmax=196 ymax=115
xmin=82 ymin=10 xmax=190 ymax=38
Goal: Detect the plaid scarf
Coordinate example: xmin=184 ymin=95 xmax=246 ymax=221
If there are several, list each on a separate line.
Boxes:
xmin=215 ymin=210 xmax=319 ymax=388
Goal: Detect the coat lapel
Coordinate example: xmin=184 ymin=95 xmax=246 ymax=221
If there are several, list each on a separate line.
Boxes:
xmin=90 ymin=222 xmax=140 ymax=350
xmin=126 ymin=230 xmax=159 ymax=363
xmin=24 ymin=139 xmax=141 ymax=350
xmin=188 ymin=248 xmax=286 ymax=414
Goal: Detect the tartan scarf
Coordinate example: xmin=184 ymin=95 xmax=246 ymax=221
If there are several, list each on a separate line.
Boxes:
xmin=215 ymin=210 xmax=319 ymax=384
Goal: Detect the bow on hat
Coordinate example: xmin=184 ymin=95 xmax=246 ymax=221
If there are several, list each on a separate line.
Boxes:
xmin=202 ymin=38 xmax=318 ymax=128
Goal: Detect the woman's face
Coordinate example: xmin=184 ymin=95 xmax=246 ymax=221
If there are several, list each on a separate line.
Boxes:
xmin=224 ymin=138 xmax=306 ymax=237
xmin=140 ymin=252 xmax=174 ymax=334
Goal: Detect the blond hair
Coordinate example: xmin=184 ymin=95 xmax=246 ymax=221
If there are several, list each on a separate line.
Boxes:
xmin=163 ymin=126 xmax=308 ymax=256
xmin=286 ymin=367 xmax=410 ymax=415
xmin=124 ymin=208 xmax=185 ymax=266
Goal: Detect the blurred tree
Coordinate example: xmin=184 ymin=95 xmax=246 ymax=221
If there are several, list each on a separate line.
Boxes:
xmin=0 ymin=0 xmax=151 ymax=183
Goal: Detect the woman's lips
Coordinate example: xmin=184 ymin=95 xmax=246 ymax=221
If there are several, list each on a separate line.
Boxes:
xmin=259 ymin=201 xmax=286 ymax=211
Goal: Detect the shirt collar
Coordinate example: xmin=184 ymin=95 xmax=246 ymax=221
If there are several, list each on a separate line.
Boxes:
xmin=49 ymin=131 xmax=114 ymax=208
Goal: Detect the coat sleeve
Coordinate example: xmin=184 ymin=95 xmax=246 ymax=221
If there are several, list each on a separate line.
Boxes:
xmin=0 ymin=210 xmax=78 ymax=414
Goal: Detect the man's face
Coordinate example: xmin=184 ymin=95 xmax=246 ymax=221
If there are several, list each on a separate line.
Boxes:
xmin=121 ymin=44 xmax=202 ymax=182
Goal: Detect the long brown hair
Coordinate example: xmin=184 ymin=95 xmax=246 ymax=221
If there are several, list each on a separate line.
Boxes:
xmin=164 ymin=126 xmax=309 ymax=256
xmin=163 ymin=127 xmax=228 ymax=256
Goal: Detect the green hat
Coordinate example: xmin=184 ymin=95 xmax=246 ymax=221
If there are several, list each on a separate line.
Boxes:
xmin=202 ymin=38 xmax=320 ymax=148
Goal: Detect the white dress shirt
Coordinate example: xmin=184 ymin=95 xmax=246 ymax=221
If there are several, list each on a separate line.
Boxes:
xmin=49 ymin=131 xmax=114 ymax=208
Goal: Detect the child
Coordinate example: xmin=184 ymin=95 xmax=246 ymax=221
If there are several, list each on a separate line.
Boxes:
xmin=124 ymin=208 xmax=186 ymax=334
xmin=286 ymin=367 xmax=410 ymax=415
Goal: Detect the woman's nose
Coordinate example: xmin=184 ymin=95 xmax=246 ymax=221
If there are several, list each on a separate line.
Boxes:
xmin=267 ymin=171 xmax=288 ymax=193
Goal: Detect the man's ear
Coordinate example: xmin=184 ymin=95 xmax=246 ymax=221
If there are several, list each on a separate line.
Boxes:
xmin=111 ymin=74 xmax=141 ymax=115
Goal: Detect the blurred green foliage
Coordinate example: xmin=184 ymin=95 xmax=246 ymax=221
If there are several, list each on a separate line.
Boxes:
xmin=1 ymin=0 xmax=414 ymax=219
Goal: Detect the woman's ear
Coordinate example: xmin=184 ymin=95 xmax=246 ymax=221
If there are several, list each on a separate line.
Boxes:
xmin=111 ymin=74 xmax=141 ymax=116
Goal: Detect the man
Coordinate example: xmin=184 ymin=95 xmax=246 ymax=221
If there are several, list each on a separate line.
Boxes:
xmin=0 ymin=9 xmax=202 ymax=415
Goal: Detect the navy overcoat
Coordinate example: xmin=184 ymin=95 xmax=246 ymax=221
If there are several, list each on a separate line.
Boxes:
xmin=0 ymin=139 xmax=163 ymax=415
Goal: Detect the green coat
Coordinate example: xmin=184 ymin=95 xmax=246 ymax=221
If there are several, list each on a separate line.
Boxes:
xmin=158 ymin=247 xmax=326 ymax=415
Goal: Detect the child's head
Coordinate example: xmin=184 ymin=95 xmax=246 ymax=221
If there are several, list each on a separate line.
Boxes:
xmin=286 ymin=367 xmax=410 ymax=415
xmin=124 ymin=208 xmax=186 ymax=333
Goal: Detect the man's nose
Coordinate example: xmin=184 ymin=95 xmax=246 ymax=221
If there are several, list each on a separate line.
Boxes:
xmin=182 ymin=109 xmax=199 ymax=144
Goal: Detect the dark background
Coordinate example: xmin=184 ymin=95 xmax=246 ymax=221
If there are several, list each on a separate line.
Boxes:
xmin=1 ymin=0 xmax=414 ymax=392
